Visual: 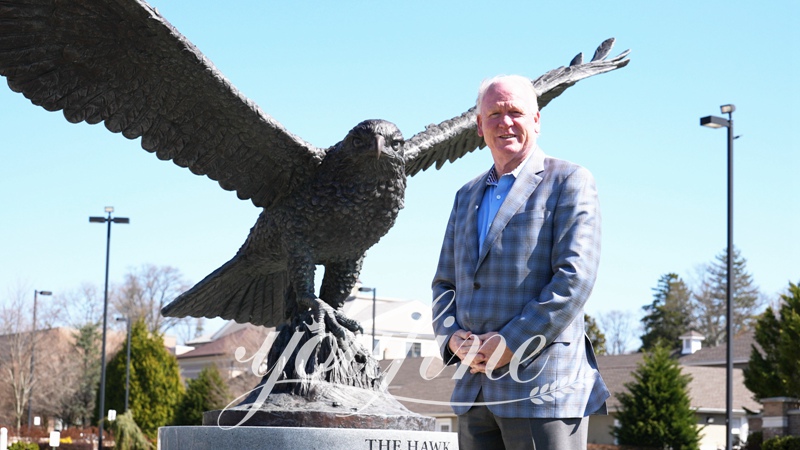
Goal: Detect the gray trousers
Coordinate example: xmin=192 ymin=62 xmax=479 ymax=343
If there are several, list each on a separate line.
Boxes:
xmin=458 ymin=393 xmax=588 ymax=450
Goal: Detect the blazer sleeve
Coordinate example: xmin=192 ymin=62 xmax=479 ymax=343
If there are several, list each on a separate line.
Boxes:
xmin=499 ymin=165 xmax=601 ymax=356
xmin=431 ymin=195 xmax=461 ymax=364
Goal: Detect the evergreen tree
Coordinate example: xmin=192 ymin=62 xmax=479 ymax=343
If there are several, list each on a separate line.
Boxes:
xmin=613 ymin=345 xmax=701 ymax=449
xmin=744 ymin=282 xmax=800 ymax=399
xmin=110 ymin=410 xmax=153 ymax=450
xmin=62 ymin=323 xmax=102 ymax=427
xmin=693 ymin=247 xmax=762 ymax=347
xmin=174 ymin=364 xmax=230 ymax=425
xmin=778 ymin=283 xmax=800 ymax=397
xmin=584 ymin=314 xmax=607 ymax=355
xmin=640 ymin=273 xmax=692 ymax=351
xmin=101 ymin=319 xmax=184 ymax=440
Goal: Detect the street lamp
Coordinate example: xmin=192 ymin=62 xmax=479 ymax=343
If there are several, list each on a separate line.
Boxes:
xmin=115 ymin=316 xmax=132 ymax=413
xmin=700 ymin=104 xmax=736 ymax=450
xmin=358 ymin=286 xmax=377 ymax=356
xmin=89 ymin=206 xmax=129 ymax=449
xmin=27 ymin=289 xmax=52 ymax=430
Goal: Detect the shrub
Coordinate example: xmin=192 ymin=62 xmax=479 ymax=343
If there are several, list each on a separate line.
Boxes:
xmin=763 ymin=435 xmax=800 ymax=450
xmin=745 ymin=430 xmax=763 ymax=450
xmin=110 ymin=410 xmax=153 ymax=450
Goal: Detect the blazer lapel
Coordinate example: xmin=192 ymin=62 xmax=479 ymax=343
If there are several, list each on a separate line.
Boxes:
xmin=476 ymin=147 xmax=546 ymax=268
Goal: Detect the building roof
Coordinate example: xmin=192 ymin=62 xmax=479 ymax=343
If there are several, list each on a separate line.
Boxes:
xmin=679 ymin=330 xmax=756 ymax=366
xmin=680 ymin=330 xmax=706 ymax=340
xmin=595 ymin=351 xmax=760 ymax=413
xmin=177 ymin=323 xmax=274 ymax=359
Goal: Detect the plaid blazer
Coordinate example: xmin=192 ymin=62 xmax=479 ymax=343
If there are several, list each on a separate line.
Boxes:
xmin=431 ymin=146 xmax=609 ymax=418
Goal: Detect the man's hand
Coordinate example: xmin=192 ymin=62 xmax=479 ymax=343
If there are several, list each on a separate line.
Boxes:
xmin=449 ymin=330 xmax=513 ymax=374
xmin=448 ymin=329 xmax=481 ymax=362
xmin=469 ymin=332 xmax=513 ymax=374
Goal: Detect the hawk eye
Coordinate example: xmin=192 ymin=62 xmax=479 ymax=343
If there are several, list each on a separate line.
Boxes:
xmin=353 ymin=137 xmax=364 ymax=147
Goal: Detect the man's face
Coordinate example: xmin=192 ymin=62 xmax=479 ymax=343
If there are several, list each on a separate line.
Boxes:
xmin=476 ymin=80 xmax=540 ymax=172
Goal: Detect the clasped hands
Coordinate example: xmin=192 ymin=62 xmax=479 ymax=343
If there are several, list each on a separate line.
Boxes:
xmin=448 ymin=329 xmax=513 ymax=374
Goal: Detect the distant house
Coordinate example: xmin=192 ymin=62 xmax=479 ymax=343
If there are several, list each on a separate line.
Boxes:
xmin=339 ymin=287 xmax=438 ymax=360
xmin=177 ymin=321 xmax=274 ymax=381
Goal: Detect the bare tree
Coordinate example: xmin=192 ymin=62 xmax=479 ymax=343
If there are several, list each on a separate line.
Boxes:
xmin=31 ymin=284 xmax=104 ymax=427
xmin=0 ymin=285 xmax=35 ymax=430
xmin=52 ymin=283 xmax=103 ymax=328
xmin=171 ymin=317 xmax=207 ymax=345
xmin=598 ymin=310 xmax=638 ymax=355
xmin=27 ymin=328 xmax=83 ymax=425
xmin=111 ymin=264 xmax=196 ymax=337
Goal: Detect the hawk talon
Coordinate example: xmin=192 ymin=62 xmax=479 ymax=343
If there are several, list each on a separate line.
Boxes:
xmin=301 ymin=296 xmax=360 ymax=340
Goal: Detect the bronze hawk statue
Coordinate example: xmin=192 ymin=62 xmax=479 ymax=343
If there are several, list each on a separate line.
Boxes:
xmin=0 ymin=0 xmax=629 ymax=411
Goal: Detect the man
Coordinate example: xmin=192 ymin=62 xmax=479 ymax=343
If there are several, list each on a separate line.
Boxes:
xmin=431 ymin=75 xmax=608 ymax=449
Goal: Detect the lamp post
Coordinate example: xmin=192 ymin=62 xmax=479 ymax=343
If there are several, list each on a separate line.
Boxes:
xmin=89 ymin=207 xmax=129 ymax=449
xmin=115 ymin=316 xmax=132 ymax=413
xmin=358 ymin=286 xmax=377 ymax=356
xmin=27 ymin=289 xmax=52 ymax=430
xmin=700 ymin=104 xmax=736 ymax=450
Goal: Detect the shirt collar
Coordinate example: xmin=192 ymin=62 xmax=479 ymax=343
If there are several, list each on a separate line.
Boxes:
xmin=486 ymin=149 xmax=535 ymax=186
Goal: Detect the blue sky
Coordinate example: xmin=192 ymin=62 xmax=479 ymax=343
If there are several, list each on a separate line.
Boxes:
xmin=1 ymin=1 xmax=798 ymax=338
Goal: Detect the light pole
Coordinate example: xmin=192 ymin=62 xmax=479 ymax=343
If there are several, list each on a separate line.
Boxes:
xmin=115 ymin=316 xmax=132 ymax=413
xmin=700 ymin=104 xmax=736 ymax=450
xmin=27 ymin=289 xmax=52 ymax=430
xmin=358 ymin=286 xmax=377 ymax=356
xmin=89 ymin=207 xmax=129 ymax=449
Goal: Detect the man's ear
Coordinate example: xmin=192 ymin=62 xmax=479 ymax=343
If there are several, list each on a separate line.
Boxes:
xmin=476 ymin=114 xmax=484 ymax=137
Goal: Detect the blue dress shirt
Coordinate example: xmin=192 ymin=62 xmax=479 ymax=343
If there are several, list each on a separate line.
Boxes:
xmin=477 ymin=156 xmax=531 ymax=250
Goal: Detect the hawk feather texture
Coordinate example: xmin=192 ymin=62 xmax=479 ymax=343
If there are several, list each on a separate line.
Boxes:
xmin=0 ymin=0 xmax=630 ymax=334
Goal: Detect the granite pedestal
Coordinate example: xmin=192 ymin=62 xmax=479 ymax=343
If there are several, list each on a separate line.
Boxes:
xmin=158 ymin=426 xmax=458 ymax=450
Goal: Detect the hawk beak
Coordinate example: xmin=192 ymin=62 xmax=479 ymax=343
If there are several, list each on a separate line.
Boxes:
xmin=375 ymin=135 xmax=385 ymax=159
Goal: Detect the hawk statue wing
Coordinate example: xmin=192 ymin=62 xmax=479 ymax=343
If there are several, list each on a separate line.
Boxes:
xmin=0 ymin=0 xmax=324 ymax=209
xmin=404 ymin=38 xmax=630 ymax=176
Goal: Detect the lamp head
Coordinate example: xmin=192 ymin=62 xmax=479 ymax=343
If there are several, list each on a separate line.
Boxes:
xmin=720 ymin=104 xmax=735 ymax=114
xmin=104 ymin=206 xmax=114 ymax=213
xmin=38 ymin=290 xmax=52 ymax=296
xmin=700 ymin=115 xmax=729 ymax=129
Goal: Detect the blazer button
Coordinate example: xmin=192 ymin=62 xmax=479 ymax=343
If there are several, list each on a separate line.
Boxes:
xmin=473 ymin=282 xmax=481 ymax=290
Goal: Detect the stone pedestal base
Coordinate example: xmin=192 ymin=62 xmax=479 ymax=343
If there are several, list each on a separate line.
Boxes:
xmin=158 ymin=426 xmax=458 ymax=450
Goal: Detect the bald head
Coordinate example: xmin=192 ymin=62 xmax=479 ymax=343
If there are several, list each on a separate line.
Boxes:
xmin=476 ymin=75 xmax=538 ymax=113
